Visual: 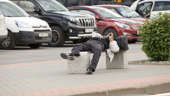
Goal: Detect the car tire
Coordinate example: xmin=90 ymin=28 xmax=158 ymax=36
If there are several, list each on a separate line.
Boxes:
xmin=48 ymin=26 xmax=65 ymax=47
xmin=104 ymin=28 xmax=118 ymax=38
xmin=128 ymin=39 xmax=137 ymax=43
xmin=0 ymin=31 xmax=15 ymax=49
xmin=29 ymin=43 xmax=41 ymax=49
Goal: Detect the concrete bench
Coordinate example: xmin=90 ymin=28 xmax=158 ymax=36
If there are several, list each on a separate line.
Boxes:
xmin=66 ymin=51 xmax=128 ymax=74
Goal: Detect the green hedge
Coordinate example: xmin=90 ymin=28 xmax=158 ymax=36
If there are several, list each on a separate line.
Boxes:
xmin=139 ymin=13 xmax=170 ymax=61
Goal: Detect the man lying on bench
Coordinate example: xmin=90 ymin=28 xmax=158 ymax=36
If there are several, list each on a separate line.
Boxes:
xmin=60 ymin=32 xmax=119 ymax=75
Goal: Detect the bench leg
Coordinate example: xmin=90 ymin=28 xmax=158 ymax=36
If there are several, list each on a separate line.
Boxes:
xmin=106 ymin=51 xmax=128 ymax=69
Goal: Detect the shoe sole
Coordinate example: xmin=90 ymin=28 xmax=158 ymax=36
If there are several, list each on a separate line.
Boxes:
xmin=86 ymin=72 xmax=93 ymax=75
xmin=60 ymin=53 xmax=68 ymax=59
xmin=61 ymin=53 xmax=74 ymax=60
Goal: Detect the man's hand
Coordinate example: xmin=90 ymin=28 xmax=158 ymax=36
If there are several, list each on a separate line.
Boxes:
xmin=106 ymin=32 xmax=114 ymax=40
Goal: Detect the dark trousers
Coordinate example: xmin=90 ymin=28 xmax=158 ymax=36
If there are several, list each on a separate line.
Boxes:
xmin=71 ymin=40 xmax=105 ymax=71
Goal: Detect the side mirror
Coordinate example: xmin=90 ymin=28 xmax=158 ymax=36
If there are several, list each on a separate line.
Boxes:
xmin=95 ymin=16 xmax=103 ymax=21
xmin=34 ymin=7 xmax=41 ymax=13
xmin=144 ymin=13 xmax=150 ymax=18
xmin=136 ymin=9 xmax=144 ymax=17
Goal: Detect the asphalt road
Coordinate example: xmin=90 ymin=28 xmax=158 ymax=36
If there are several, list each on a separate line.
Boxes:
xmin=0 ymin=42 xmax=148 ymax=65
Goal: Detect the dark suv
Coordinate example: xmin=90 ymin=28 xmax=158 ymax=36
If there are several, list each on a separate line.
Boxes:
xmin=12 ymin=0 xmax=96 ymax=46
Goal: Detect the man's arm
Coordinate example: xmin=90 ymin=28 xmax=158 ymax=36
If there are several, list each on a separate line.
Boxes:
xmin=109 ymin=40 xmax=119 ymax=53
xmin=108 ymin=33 xmax=119 ymax=53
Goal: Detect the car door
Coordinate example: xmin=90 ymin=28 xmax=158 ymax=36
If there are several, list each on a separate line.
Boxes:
xmin=136 ymin=1 xmax=153 ymax=18
xmin=0 ymin=11 xmax=7 ymax=39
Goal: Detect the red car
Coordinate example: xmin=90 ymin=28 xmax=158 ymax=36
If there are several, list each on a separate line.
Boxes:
xmin=96 ymin=5 xmax=146 ymax=24
xmin=69 ymin=6 xmax=139 ymax=43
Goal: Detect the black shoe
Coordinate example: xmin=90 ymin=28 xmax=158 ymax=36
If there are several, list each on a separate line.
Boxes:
xmin=74 ymin=54 xmax=80 ymax=57
xmin=60 ymin=53 xmax=74 ymax=60
xmin=86 ymin=69 xmax=93 ymax=75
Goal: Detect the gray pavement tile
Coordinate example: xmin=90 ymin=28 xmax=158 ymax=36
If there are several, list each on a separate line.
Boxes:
xmin=0 ymin=63 xmax=170 ymax=96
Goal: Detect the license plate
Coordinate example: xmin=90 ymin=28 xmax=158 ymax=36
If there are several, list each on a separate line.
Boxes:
xmin=39 ymin=33 xmax=48 ymax=37
xmin=85 ymin=29 xmax=93 ymax=33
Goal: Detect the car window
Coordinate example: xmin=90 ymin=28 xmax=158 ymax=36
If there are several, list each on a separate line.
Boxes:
xmin=153 ymin=1 xmax=170 ymax=11
xmin=15 ymin=0 xmax=40 ymax=16
xmin=111 ymin=7 xmax=140 ymax=18
xmin=92 ymin=7 xmax=122 ymax=19
xmin=108 ymin=8 xmax=117 ymax=13
xmin=137 ymin=2 xmax=153 ymax=16
xmin=36 ymin=0 xmax=68 ymax=12
xmin=0 ymin=2 xmax=28 ymax=17
xmin=18 ymin=1 xmax=35 ymax=12
xmin=70 ymin=9 xmax=95 ymax=16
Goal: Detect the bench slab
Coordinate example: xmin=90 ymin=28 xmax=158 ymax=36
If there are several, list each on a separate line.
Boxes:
xmin=67 ymin=51 xmax=128 ymax=74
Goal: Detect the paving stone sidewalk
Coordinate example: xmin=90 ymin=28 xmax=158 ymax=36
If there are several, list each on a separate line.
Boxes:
xmin=0 ymin=59 xmax=170 ymax=96
xmin=0 ymin=43 xmax=170 ymax=96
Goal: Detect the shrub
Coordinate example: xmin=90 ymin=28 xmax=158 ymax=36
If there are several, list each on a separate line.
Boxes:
xmin=139 ymin=13 xmax=170 ymax=61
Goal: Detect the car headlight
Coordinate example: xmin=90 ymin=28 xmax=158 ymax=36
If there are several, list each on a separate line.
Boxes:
xmin=15 ymin=21 xmax=31 ymax=28
xmin=115 ymin=22 xmax=131 ymax=29
xmin=65 ymin=16 xmax=77 ymax=22
xmin=44 ymin=22 xmax=51 ymax=29
xmin=123 ymin=32 xmax=131 ymax=36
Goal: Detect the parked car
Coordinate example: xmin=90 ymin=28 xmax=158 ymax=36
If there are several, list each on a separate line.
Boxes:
xmin=12 ymin=0 xmax=97 ymax=46
xmin=131 ymin=0 xmax=170 ymax=18
xmin=56 ymin=0 xmax=136 ymax=7
xmin=0 ymin=0 xmax=52 ymax=49
xmin=69 ymin=6 xmax=139 ymax=43
xmin=96 ymin=5 xmax=146 ymax=23
xmin=0 ymin=11 xmax=8 ymax=43
xmin=130 ymin=0 xmax=144 ymax=11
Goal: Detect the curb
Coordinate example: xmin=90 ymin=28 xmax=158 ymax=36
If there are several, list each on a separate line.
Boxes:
xmin=129 ymin=61 xmax=170 ymax=65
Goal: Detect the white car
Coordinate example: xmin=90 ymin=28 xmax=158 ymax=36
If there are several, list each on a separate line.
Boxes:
xmin=130 ymin=0 xmax=144 ymax=11
xmin=0 ymin=0 xmax=52 ymax=49
xmin=0 ymin=11 xmax=7 ymax=43
xmin=131 ymin=0 xmax=170 ymax=18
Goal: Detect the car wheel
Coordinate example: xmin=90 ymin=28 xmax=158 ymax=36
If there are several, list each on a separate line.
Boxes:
xmin=29 ymin=43 xmax=41 ymax=49
xmin=128 ymin=39 xmax=137 ymax=43
xmin=0 ymin=31 xmax=15 ymax=49
xmin=104 ymin=28 xmax=118 ymax=38
xmin=48 ymin=26 xmax=64 ymax=47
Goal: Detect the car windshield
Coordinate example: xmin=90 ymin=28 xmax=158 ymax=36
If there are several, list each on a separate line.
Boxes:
xmin=92 ymin=7 xmax=122 ymax=19
xmin=153 ymin=1 xmax=170 ymax=11
xmin=112 ymin=7 xmax=141 ymax=18
xmin=0 ymin=2 xmax=28 ymax=17
xmin=36 ymin=0 xmax=68 ymax=12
